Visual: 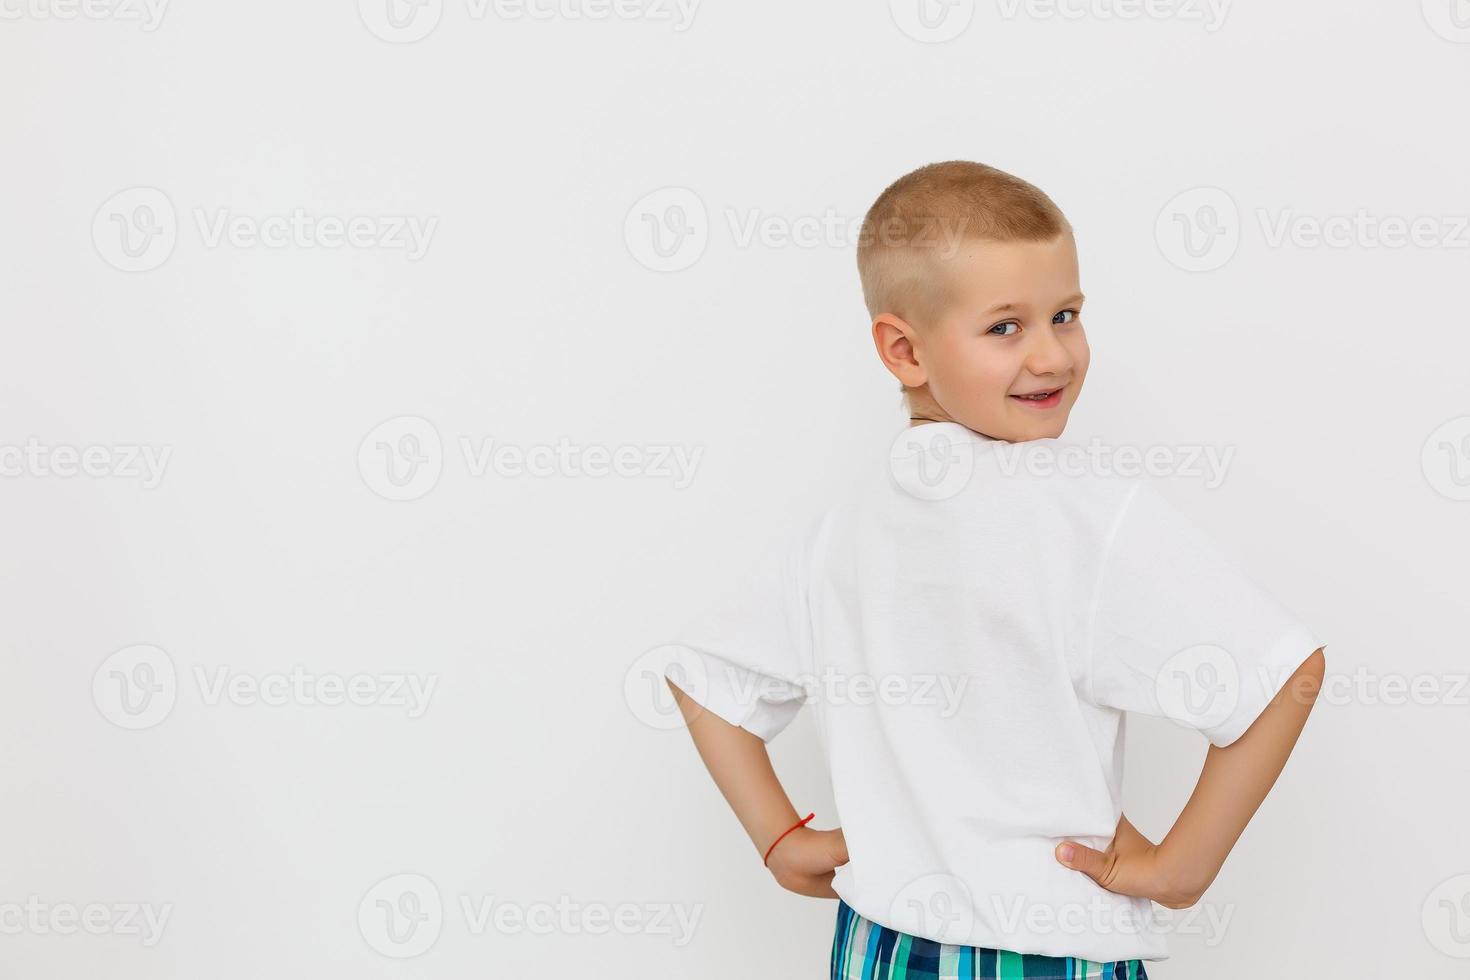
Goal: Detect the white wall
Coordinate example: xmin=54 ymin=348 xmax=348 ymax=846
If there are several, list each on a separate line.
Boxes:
xmin=2 ymin=2 xmax=1467 ymax=977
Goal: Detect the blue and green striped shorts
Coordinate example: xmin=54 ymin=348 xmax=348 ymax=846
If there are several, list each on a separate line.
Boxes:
xmin=831 ymin=898 xmax=1150 ymax=980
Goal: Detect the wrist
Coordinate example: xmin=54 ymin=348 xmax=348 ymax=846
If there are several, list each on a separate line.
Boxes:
xmin=764 ymin=824 xmax=821 ymax=888
xmin=762 ymin=811 xmax=815 ymax=866
xmin=752 ymin=808 xmax=800 ymax=858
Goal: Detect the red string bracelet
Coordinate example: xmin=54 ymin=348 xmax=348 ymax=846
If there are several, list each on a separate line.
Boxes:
xmin=763 ymin=812 xmax=815 ymax=866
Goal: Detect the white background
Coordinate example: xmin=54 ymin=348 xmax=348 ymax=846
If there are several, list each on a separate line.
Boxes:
xmin=3 ymin=1 xmax=1469 ymax=977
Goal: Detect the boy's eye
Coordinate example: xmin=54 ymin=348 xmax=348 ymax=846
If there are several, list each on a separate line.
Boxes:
xmin=989 ymin=310 xmax=1080 ymax=336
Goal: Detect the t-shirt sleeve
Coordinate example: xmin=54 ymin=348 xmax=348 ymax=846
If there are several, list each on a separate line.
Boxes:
xmin=1084 ymin=479 xmax=1325 ymax=748
xmin=660 ymin=535 xmax=812 ymax=743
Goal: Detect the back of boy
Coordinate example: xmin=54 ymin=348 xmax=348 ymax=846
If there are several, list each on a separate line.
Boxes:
xmin=661 ymin=160 xmax=1326 ymax=975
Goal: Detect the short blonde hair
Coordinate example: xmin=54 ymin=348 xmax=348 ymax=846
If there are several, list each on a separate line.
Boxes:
xmin=856 ymin=161 xmax=1072 ymax=331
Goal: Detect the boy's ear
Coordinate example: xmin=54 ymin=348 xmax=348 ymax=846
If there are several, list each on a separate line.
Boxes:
xmin=872 ymin=314 xmax=928 ymax=390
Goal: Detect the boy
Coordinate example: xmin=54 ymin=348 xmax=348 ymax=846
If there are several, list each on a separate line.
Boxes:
xmin=661 ymin=161 xmax=1326 ymax=975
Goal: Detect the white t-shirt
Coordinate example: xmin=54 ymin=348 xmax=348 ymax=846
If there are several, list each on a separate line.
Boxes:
xmin=662 ymin=421 xmax=1324 ymax=963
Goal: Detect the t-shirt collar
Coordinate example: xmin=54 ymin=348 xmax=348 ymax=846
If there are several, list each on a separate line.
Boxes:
xmin=904 ymin=420 xmax=1008 ymax=446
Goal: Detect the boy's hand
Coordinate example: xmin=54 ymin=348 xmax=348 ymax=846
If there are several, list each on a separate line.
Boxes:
xmin=767 ymin=826 xmax=849 ymax=898
xmin=1055 ymin=814 xmax=1201 ymax=909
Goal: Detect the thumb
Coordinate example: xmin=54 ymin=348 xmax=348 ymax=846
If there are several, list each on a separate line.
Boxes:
xmin=1055 ymin=840 xmax=1111 ymax=884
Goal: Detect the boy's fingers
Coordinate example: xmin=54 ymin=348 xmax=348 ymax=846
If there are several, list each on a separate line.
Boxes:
xmin=1055 ymin=841 xmax=1110 ymax=884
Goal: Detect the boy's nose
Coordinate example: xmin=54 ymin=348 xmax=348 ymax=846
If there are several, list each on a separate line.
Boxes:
xmin=1024 ymin=324 xmax=1074 ymax=376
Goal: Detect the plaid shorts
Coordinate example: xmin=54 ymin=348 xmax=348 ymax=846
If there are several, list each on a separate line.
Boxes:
xmin=831 ymin=897 xmax=1150 ymax=980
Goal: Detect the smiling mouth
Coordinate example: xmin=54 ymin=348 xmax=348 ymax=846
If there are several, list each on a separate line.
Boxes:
xmin=1009 ymin=385 xmax=1065 ymax=407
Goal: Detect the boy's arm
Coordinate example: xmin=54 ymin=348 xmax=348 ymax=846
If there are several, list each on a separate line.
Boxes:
xmin=665 ymin=676 xmax=803 ymax=857
xmin=1158 ymin=645 xmax=1327 ymax=900
xmin=1058 ymin=646 xmax=1327 ymax=907
xmin=665 ymin=677 xmax=848 ymax=897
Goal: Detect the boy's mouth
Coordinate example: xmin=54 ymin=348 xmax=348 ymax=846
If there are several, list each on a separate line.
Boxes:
xmin=1009 ymin=384 xmax=1065 ymax=409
